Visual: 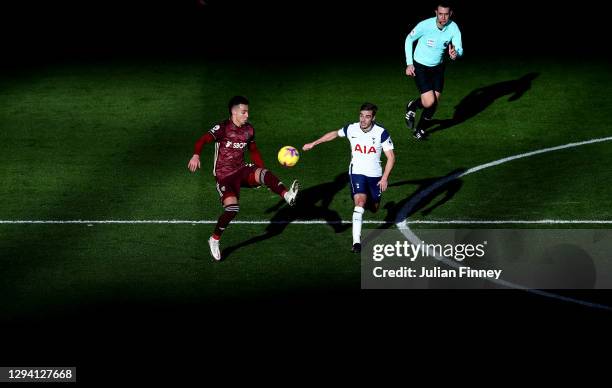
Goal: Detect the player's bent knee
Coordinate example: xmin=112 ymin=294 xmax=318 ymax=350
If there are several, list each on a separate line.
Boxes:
xmin=247 ymin=170 xmax=261 ymax=187
xmin=421 ymin=93 xmax=435 ymax=107
xmin=223 ymin=196 xmax=238 ymax=206
xmin=354 ymin=198 xmax=367 ymax=208
xmin=258 ymin=168 xmax=268 ymax=186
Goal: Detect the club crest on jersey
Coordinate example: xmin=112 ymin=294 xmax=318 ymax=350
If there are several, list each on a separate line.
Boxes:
xmin=354 ymin=144 xmax=377 ymax=154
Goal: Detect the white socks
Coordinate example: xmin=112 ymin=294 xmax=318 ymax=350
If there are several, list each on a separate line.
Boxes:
xmin=352 ymin=206 xmax=365 ymax=245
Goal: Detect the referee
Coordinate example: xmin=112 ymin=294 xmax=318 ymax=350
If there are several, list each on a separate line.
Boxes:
xmin=405 ymin=2 xmax=463 ymax=139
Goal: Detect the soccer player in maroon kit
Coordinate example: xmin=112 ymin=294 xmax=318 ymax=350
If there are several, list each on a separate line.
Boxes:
xmin=188 ymin=96 xmax=300 ymax=261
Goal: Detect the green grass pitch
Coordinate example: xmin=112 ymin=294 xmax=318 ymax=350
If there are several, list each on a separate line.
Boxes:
xmin=2 ymin=57 xmax=612 ymax=319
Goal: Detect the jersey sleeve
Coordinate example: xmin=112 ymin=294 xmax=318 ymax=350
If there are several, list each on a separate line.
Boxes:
xmin=405 ymin=20 xmax=426 ymax=65
xmin=208 ymin=123 xmax=225 ymax=140
xmin=193 ymin=133 xmax=214 ymax=156
xmin=248 ymin=141 xmax=265 ymax=168
xmin=337 ymin=124 xmax=349 ymax=138
xmin=451 ymin=24 xmax=464 ymax=58
xmin=248 ymin=125 xmax=255 ymax=143
xmin=381 ymin=130 xmax=394 ymax=151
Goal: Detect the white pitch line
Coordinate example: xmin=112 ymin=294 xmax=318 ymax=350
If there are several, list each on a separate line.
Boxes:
xmin=463 ymin=136 xmax=612 ymax=176
xmin=406 ymin=220 xmax=612 ymax=224
xmin=395 ymin=135 xmax=612 ymax=311
xmin=2 ymin=220 xmax=612 ymax=225
xmin=0 ymin=220 xmax=355 ymax=225
xmin=4 ymin=138 xmax=612 ymax=226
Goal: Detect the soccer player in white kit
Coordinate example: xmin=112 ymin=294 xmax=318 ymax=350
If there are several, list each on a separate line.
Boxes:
xmin=303 ymin=103 xmax=395 ymax=253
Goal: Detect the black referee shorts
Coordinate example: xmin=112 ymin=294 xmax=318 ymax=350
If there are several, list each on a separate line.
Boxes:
xmin=414 ymin=61 xmax=445 ymax=94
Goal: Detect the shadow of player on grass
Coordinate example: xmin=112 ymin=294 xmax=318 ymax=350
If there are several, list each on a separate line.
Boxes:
xmin=423 ymin=72 xmax=539 ymax=136
xmin=362 ymin=168 xmax=466 ymax=247
xmin=222 ymin=173 xmax=351 ymax=259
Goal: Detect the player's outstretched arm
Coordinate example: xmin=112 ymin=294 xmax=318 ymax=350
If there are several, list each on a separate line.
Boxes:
xmin=303 ymin=131 xmax=339 ymax=151
xmin=378 ymin=149 xmax=396 ymax=192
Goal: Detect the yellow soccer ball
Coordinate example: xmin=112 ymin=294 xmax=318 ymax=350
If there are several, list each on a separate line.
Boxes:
xmin=277 ymin=146 xmax=300 ymax=167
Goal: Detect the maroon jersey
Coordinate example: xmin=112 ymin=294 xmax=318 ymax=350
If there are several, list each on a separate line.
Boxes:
xmin=208 ymin=120 xmax=255 ymax=181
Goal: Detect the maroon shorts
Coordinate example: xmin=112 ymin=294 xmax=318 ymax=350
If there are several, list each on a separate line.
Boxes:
xmin=215 ymin=165 xmax=260 ymax=203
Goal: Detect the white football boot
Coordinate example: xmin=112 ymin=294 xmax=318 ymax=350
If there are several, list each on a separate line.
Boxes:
xmin=284 ymin=180 xmax=300 ymax=206
xmin=208 ymin=236 xmax=221 ymax=261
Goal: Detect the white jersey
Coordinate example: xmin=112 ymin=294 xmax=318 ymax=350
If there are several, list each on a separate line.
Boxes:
xmin=337 ymin=122 xmax=394 ymax=177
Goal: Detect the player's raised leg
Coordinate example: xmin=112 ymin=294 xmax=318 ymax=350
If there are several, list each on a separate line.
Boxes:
xmin=255 ymin=168 xmax=299 ymax=206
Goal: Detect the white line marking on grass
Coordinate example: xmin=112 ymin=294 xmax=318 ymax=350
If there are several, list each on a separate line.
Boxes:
xmin=3 ymin=220 xmax=612 ymax=225
xmin=406 ymin=220 xmax=612 ymax=224
xmin=395 ymin=136 xmax=612 ymax=311
xmin=4 ymin=137 xmax=612 ymax=227
xmin=0 ymin=220 xmax=365 ymax=225
xmin=463 ymin=136 xmax=612 ymax=176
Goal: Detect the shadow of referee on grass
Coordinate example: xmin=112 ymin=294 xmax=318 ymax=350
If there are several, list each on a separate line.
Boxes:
xmin=362 ymin=168 xmax=466 ymax=247
xmin=424 ymin=72 xmax=539 ymax=136
xmin=222 ymin=173 xmax=351 ymax=260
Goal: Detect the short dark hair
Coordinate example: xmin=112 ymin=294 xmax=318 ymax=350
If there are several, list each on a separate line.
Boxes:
xmin=437 ymin=2 xmax=453 ymax=10
xmin=360 ymin=102 xmax=378 ymax=116
xmin=228 ymin=95 xmax=249 ymax=114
